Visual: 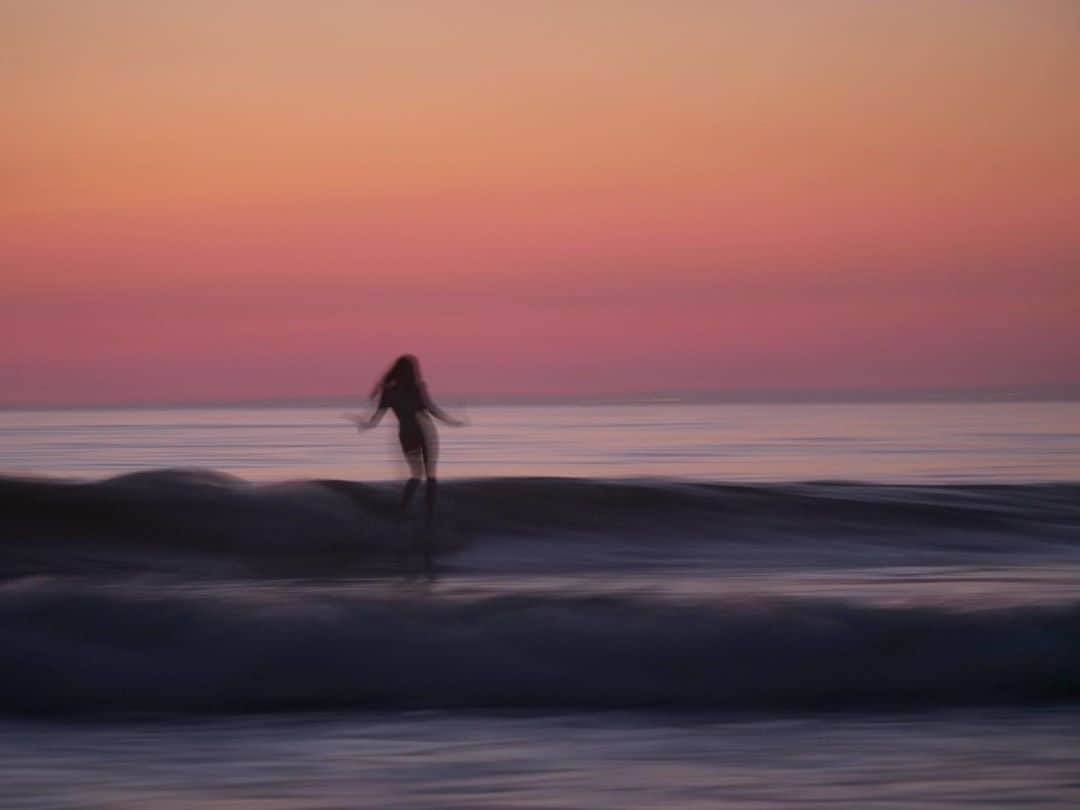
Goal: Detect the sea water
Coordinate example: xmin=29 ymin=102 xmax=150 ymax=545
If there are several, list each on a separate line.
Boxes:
xmin=1 ymin=401 xmax=1079 ymax=808
xmin=2 ymin=400 xmax=1079 ymax=482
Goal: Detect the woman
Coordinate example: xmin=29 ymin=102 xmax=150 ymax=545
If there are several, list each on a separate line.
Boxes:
xmin=359 ymin=354 xmax=462 ymax=526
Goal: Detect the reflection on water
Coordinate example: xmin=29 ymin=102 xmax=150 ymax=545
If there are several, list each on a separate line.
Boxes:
xmin=152 ymin=564 xmax=1080 ymax=611
xmin=3 ymin=710 xmax=1079 ymax=808
xmin=2 ymin=401 xmax=1079 ymax=482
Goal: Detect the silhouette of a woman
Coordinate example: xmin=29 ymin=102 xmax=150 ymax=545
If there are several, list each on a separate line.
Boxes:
xmin=359 ymin=354 xmax=461 ymax=525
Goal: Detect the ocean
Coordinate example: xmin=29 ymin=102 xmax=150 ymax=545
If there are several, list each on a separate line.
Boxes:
xmin=2 ymin=401 xmax=1079 ymax=808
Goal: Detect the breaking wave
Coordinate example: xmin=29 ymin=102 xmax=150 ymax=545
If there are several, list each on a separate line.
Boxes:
xmin=2 ymin=579 xmax=1078 ymax=714
xmin=2 ymin=470 xmax=1079 ymax=576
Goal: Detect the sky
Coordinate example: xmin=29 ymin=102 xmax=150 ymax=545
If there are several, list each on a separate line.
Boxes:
xmin=2 ymin=0 xmax=1078 ymax=406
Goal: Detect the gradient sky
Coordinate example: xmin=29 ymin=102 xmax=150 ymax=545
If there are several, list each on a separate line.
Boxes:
xmin=3 ymin=0 xmax=1078 ymax=405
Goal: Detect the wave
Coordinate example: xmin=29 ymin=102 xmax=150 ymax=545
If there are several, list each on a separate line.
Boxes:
xmin=2 ymin=579 xmax=1078 ymax=714
xmin=3 ymin=470 xmax=1080 ymax=576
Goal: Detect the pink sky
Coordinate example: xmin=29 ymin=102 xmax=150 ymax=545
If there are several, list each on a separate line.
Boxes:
xmin=3 ymin=1 xmax=1078 ymax=406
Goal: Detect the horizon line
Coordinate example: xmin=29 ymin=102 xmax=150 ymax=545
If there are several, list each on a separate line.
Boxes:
xmin=3 ymin=383 xmax=1079 ymax=412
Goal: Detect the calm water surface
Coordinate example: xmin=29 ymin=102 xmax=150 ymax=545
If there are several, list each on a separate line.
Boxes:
xmin=2 ymin=401 xmax=1078 ymax=482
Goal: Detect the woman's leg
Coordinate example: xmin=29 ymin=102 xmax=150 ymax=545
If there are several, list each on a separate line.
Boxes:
xmin=400 ymin=442 xmax=424 ymax=514
xmin=420 ymin=436 xmax=438 ymax=526
xmin=400 ymin=473 xmax=420 ymax=513
xmin=424 ymin=477 xmax=437 ymax=526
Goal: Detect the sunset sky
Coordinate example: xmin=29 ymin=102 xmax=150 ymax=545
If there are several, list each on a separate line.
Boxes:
xmin=3 ymin=0 xmax=1078 ymax=406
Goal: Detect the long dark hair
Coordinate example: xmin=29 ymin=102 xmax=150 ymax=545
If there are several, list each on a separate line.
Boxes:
xmin=371 ymin=354 xmax=422 ymax=400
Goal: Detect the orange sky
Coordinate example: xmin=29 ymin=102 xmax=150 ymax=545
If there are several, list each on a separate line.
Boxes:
xmin=3 ymin=0 xmax=1079 ymax=405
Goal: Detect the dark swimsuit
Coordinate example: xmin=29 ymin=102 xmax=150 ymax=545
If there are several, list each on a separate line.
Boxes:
xmin=380 ymin=384 xmax=436 ymax=469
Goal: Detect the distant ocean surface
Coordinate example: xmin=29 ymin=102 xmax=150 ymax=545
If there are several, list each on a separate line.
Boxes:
xmin=2 ymin=400 xmax=1079 ymax=482
xmin=3 ymin=400 xmax=1080 ymax=808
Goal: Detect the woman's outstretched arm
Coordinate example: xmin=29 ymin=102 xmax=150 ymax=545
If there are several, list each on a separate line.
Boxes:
xmin=360 ymin=405 xmax=388 ymax=429
xmin=422 ymin=386 xmax=466 ymax=426
xmin=348 ymin=395 xmax=387 ymax=430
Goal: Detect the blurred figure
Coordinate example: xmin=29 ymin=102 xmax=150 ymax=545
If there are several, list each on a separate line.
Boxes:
xmin=358 ymin=355 xmax=463 ymax=530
